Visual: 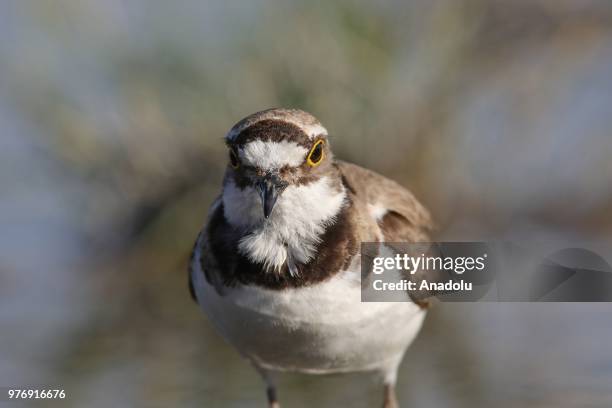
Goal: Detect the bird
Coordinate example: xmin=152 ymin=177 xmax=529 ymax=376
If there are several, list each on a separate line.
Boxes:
xmin=189 ymin=108 xmax=433 ymax=408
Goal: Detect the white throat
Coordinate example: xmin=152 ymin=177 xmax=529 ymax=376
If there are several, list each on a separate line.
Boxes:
xmin=222 ymin=176 xmax=346 ymax=272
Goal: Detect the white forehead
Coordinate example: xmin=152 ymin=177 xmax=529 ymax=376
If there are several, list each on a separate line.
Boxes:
xmin=239 ymin=140 xmax=308 ymax=169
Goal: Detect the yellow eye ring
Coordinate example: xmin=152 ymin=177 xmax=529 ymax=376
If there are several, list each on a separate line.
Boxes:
xmin=229 ymin=147 xmax=240 ymax=169
xmin=306 ymin=140 xmax=325 ymax=167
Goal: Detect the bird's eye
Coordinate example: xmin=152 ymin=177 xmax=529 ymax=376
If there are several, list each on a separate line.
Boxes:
xmin=307 ymin=140 xmax=325 ymax=167
xmin=229 ymin=147 xmax=240 ymax=169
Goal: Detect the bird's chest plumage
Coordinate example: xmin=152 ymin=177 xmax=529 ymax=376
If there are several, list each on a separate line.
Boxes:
xmin=192 ymin=258 xmax=425 ymax=373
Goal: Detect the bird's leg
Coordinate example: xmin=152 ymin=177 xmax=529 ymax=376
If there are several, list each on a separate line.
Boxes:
xmin=382 ymin=383 xmax=399 ymax=408
xmin=266 ymin=386 xmax=280 ymax=408
xmin=252 ymin=362 xmax=280 ymax=408
xmin=381 ymin=360 xmax=401 ymax=408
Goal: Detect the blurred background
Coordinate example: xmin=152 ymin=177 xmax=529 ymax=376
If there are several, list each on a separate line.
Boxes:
xmin=1 ymin=0 xmax=612 ymax=407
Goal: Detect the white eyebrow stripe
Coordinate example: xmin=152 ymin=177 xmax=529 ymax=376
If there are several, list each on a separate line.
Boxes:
xmin=239 ymin=140 xmax=309 ymax=169
xmin=301 ymin=123 xmax=327 ymax=138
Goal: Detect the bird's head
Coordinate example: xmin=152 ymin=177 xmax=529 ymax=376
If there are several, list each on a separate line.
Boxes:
xmin=220 ymin=108 xmax=347 ymax=270
xmin=222 ymin=108 xmax=342 ymax=221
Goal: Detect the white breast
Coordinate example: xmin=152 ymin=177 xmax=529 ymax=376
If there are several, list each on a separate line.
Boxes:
xmin=191 ymin=256 xmax=425 ymax=375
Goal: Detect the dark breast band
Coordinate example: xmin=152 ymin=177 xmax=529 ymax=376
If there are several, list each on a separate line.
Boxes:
xmin=201 ymin=196 xmax=358 ymax=291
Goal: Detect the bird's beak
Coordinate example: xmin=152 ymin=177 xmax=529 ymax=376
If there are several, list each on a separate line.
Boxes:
xmin=256 ymin=174 xmax=288 ymax=219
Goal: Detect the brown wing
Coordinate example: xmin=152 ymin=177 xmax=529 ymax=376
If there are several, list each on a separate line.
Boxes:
xmin=188 ymin=272 xmax=197 ymax=303
xmin=337 ymin=161 xmax=435 ymax=308
xmin=336 ymin=161 xmax=433 ymax=242
xmin=188 ymin=231 xmax=202 ymax=304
